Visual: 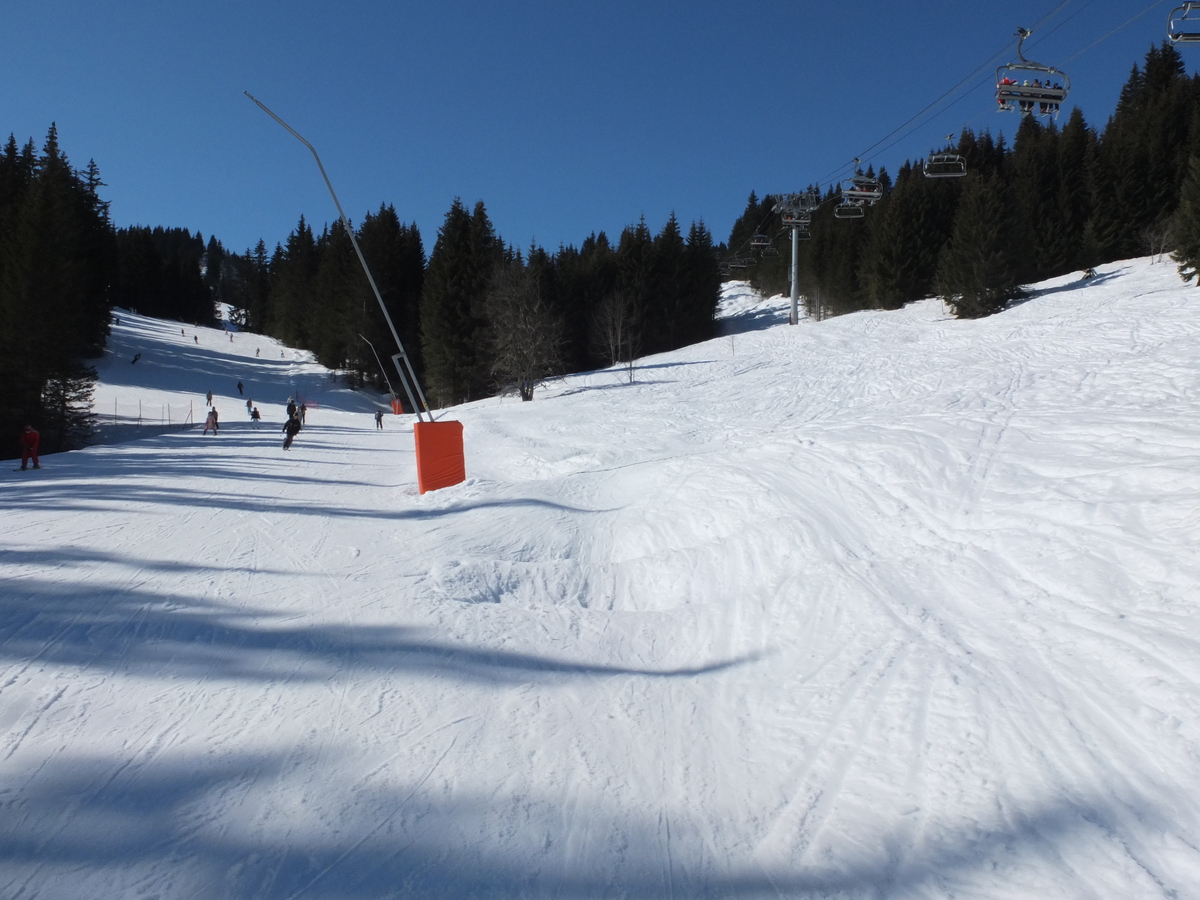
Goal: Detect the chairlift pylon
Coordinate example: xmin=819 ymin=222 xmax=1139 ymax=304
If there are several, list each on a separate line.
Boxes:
xmin=996 ymin=27 xmax=1070 ymax=120
xmin=1169 ymin=3 xmax=1200 ymax=42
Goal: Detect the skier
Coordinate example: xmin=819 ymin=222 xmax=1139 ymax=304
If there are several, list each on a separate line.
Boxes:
xmin=299 ymin=402 xmax=307 ymax=424
xmin=256 ymin=348 xmax=260 ymax=358
xmin=131 ymin=353 xmax=141 ymax=364
xmin=282 ymin=414 xmax=302 ymax=450
xmin=237 ymin=381 xmax=244 ymax=395
xmin=194 ymin=335 xmax=198 ymax=344
xmin=374 ymin=409 xmax=384 ymax=430
xmin=251 ymin=407 xmax=261 ymax=425
xmin=203 ymin=409 xmax=218 ymax=435
xmin=286 ymin=398 xmax=296 ymax=419
xmin=246 ymin=398 xmax=253 ymax=414
xmin=206 ymin=391 xmax=213 ymax=406
xmin=18 ymin=425 xmax=40 ymax=470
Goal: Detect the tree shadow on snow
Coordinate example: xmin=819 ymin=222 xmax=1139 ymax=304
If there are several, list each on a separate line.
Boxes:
xmin=0 ymin=576 xmax=754 ymax=683
xmin=0 ymin=749 xmax=1170 ymax=899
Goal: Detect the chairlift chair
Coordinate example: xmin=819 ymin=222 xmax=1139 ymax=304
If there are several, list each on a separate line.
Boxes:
xmin=750 ymin=233 xmax=773 ymax=249
xmin=780 ymin=211 xmax=811 ymax=227
xmin=833 ymin=202 xmax=866 ymax=220
xmin=841 ymin=177 xmax=883 ymax=205
xmin=762 ymin=245 xmax=780 ymax=257
xmin=1169 ymin=3 xmax=1200 ymax=42
xmin=923 ymin=151 xmax=967 ymax=179
xmin=995 ymin=27 xmax=1070 ymax=119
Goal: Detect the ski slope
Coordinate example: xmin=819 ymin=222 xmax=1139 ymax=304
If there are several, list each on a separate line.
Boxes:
xmin=1 ymin=258 xmax=1198 ymax=899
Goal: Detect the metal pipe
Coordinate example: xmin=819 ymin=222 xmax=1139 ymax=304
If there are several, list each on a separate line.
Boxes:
xmin=790 ymin=226 xmax=800 ymax=325
xmin=244 ymin=91 xmax=432 ymax=421
xmin=360 ymin=333 xmax=396 ymax=400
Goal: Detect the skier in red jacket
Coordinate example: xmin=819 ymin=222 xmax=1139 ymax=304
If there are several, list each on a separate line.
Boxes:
xmin=19 ymin=426 xmax=40 ymax=470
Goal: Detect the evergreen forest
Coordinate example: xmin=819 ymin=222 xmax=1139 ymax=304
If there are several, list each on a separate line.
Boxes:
xmin=2 ymin=41 xmax=1200 ymax=460
xmin=728 ymin=42 xmax=1200 ymax=320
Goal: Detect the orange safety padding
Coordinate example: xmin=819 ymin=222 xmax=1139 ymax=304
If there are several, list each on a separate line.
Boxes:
xmin=390 ymin=398 xmax=405 ymax=415
xmin=413 ymin=420 xmax=465 ymax=494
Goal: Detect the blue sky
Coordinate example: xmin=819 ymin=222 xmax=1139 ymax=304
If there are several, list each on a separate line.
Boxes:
xmin=1 ymin=1 xmax=1188 ymax=255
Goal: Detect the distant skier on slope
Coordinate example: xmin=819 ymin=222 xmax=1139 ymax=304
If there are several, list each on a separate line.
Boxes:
xmin=203 ymin=408 xmax=219 ymax=435
xmin=286 ymin=398 xmax=296 ymax=419
xmin=18 ymin=425 xmax=40 ymax=470
xmin=282 ymin=414 xmax=302 ymax=450
xmin=374 ymin=409 xmax=384 ymax=429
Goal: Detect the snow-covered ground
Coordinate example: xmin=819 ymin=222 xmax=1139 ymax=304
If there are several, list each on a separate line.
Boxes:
xmin=2 ymin=258 xmax=1198 ymax=899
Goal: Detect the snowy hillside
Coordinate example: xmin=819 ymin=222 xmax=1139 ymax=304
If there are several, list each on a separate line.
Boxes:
xmin=2 ymin=258 xmax=1198 ymax=899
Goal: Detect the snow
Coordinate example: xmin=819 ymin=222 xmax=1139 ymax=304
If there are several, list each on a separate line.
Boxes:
xmin=2 ymin=258 xmax=1198 ymax=899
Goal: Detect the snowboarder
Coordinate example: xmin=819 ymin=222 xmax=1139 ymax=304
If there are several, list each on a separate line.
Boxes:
xmin=237 ymin=381 xmax=244 ymax=395
xmin=374 ymin=409 xmax=384 ymax=429
xmin=203 ymin=409 xmax=218 ymax=435
xmin=251 ymin=407 xmax=261 ymax=425
xmin=282 ymin=414 xmax=302 ymax=450
xmin=18 ymin=425 xmax=40 ymax=470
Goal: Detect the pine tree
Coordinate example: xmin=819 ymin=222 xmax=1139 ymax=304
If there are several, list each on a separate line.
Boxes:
xmin=936 ymin=171 xmax=1024 ymax=318
xmin=421 ymin=199 xmax=498 ymax=406
xmin=1172 ymin=155 xmax=1200 ymax=284
xmin=487 ymin=258 xmax=563 ymax=401
xmin=269 ymin=216 xmax=319 ymax=347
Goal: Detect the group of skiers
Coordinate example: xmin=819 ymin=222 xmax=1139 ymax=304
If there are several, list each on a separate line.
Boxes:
xmin=200 ymin=386 xmax=308 ymax=450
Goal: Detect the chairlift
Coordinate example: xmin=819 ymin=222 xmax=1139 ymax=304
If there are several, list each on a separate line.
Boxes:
xmin=1169 ymin=3 xmax=1200 ymax=42
xmin=833 ymin=202 xmax=865 ymax=220
xmin=728 ymin=257 xmax=754 ymax=269
xmin=995 ymin=27 xmax=1070 ymax=119
xmin=772 ymin=191 xmax=820 ymax=226
xmin=841 ymin=164 xmax=883 ymax=204
xmin=842 ymin=179 xmax=883 ymax=204
xmin=762 ymin=245 xmax=780 ymax=257
xmin=923 ymin=139 xmax=967 ymax=179
xmin=750 ymin=233 xmax=773 ymax=249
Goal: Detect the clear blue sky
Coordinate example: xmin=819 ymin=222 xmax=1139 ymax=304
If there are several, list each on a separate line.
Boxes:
xmin=1 ymin=1 xmax=1187 ymax=255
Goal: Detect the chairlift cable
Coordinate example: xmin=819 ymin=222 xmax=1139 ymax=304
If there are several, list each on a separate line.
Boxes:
xmin=816 ymin=0 xmax=1083 ymax=188
xmin=1059 ymin=0 xmax=1171 ymax=65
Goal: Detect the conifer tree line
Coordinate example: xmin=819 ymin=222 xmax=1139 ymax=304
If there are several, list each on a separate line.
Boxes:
xmin=727 ymin=43 xmax=1200 ymax=319
xmin=0 ymin=126 xmax=113 ymax=458
xmin=226 ymin=198 xmax=721 ymax=408
xmin=5 ymin=43 xmax=1199 ymax=458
